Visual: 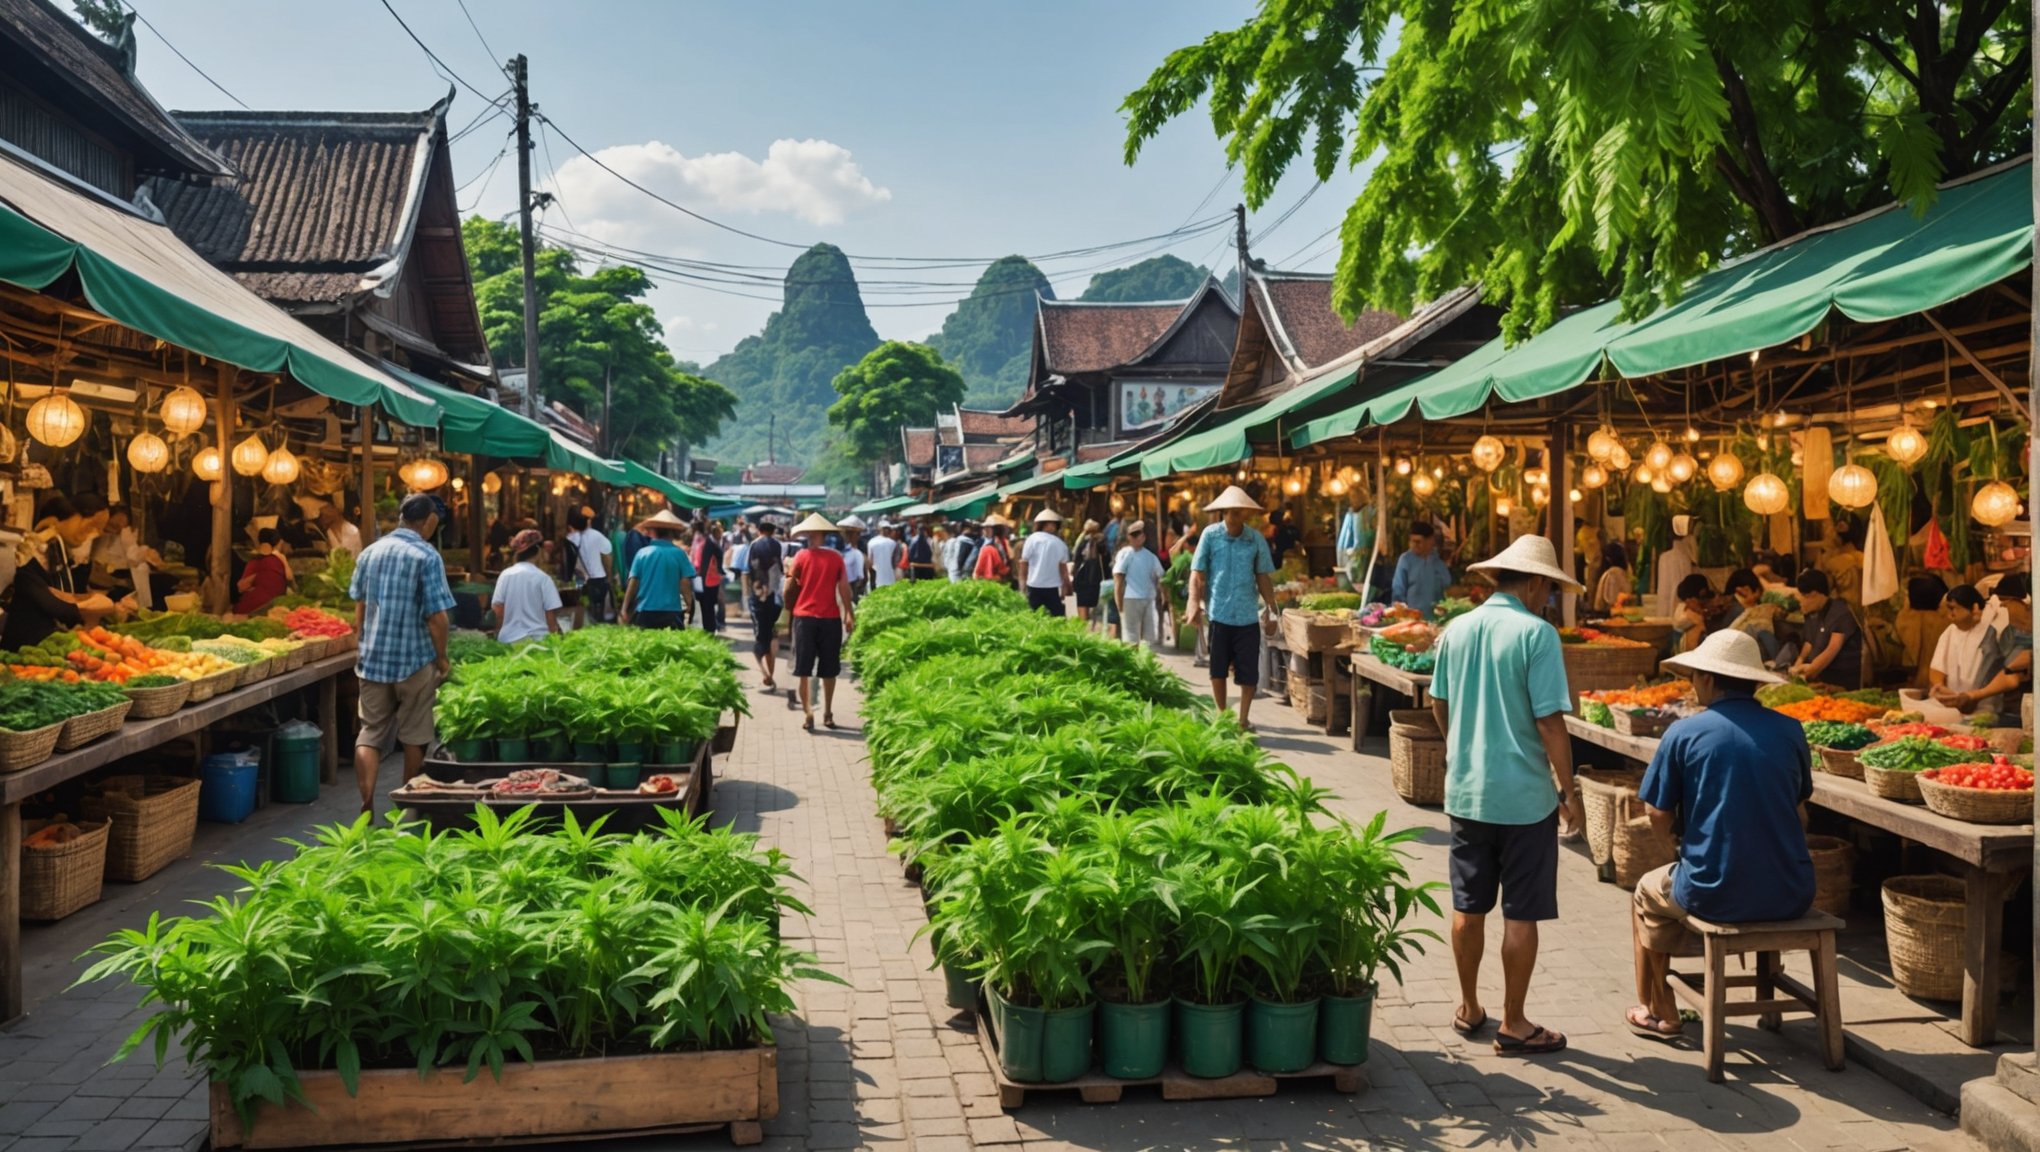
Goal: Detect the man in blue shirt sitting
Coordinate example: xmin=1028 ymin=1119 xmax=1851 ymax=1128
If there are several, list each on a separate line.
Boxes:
xmin=1392 ymin=520 xmax=1453 ymax=616
xmin=1628 ymin=629 xmax=1815 ymax=1041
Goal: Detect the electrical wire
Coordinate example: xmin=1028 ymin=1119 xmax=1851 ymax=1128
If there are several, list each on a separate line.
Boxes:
xmin=1274 ymin=221 xmax=1342 ymax=268
xmin=128 ymin=2 xmax=248 ymax=109
xmin=454 ymin=0 xmax=506 ymax=78
xmin=535 ymin=120 xmax=578 ymax=233
xmin=378 ymin=0 xmax=507 ymax=110
xmin=1250 ymin=182 xmax=1322 ymax=247
xmin=448 ymin=90 xmax=513 ymax=144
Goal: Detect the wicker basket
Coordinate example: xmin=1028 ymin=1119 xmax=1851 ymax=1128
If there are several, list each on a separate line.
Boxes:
xmin=1916 ymin=775 xmax=2034 ymax=825
xmin=198 ymin=668 xmax=238 ymax=701
xmin=297 ymin=634 xmax=334 ymax=662
xmin=21 ymin=818 xmax=110 ymax=920
xmin=1986 ymin=727 xmax=2026 ymax=757
xmin=1806 ymin=834 xmax=1855 ymax=918
xmin=230 ymin=659 xmax=264 ymax=688
xmin=57 ymin=699 xmax=133 ymax=751
xmin=247 ymin=656 xmax=278 ymax=684
xmin=122 ymin=678 xmax=193 ymax=720
xmin=1882 ymin=875 xmax=1967 ymax=1000
xmin=1579 ymin=771 xmax=1644 ymax=866
xmin=333 ymin=630 xmax=358 ymax=653
xmin=1613 ymin=799 xmax=1678 ymax=890
xmin=1816 ymin=745 xmax=1865 ymax=780
xmin=1562 ymin=644 xmax=1662 ymax=694
xmin=1863 ymin=764 xmax=1925 ymax=803
xmin=0 ymin=721 xmax=64 ymax=771
xmin=81 ymin=775 xmax=202 ymax=882
xmin=1388 ymin=709 xmax=1446 ymax=806
xmin=281 ymin=644 xmax=308 ymax=671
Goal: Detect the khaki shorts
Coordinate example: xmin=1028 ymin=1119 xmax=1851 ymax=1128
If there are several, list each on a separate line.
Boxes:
xmin=356 ymin=662 xmax=441 ymax=751
xmin=1632 ymin=862 xmax=1700 ymax=955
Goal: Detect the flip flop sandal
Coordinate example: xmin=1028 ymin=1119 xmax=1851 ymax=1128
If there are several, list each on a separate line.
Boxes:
xmin=823 ymin=713 xmax=837 ymax=729
xmin=802 ymin=715 xmax=815 ymax=732
xmin=1494 ymin=1026 xmax=1567 ymax=1056
xmin=1451 ymin=1009 xmax=1489 ymax=1037
xmin=1625 ymin=1008 xmax=1685 ymax=1043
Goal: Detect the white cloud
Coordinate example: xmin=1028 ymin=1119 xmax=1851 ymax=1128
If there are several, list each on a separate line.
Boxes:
xmin=547 ymin=138 xmax=891 ymax=230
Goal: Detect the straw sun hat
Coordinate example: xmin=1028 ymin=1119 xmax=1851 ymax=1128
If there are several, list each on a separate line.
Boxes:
xmin=634 ymin=508 xmax=689 ymax=533
xmin=1662 ymin=629 xmax=1784 ymax=685
xmin=1467 ymin=535 xmax=1585 ymax=593
xmin=1033 ymin=507 xmax=1063 ymax=523
xmin=790 ymin=513 xmax=838 ymax=535
xmin=1205 ymin=485 xmax=1262 ymax=512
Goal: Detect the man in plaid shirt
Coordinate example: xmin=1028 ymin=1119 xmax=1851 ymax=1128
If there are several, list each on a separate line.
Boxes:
xmin=349 ymin=495 xmax=456 ymax=815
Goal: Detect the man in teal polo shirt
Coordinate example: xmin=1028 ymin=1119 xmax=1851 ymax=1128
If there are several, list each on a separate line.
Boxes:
xmin=1428 ymin=534 xmax=1583 ymax=1057
xmin=619 ymin=509 xmax=698 ymax=629
xmin=1186 ymin=485 xmax=1280 ymax=731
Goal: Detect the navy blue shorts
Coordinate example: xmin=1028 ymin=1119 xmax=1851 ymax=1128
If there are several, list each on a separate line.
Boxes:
xmin=1448 ymin=810 xmax=1560 ymax=921
xmin=1207 ymin=621 xmax=1260 ymax=687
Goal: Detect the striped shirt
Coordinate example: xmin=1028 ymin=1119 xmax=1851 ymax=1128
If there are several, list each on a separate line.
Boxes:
xmin=348 ymin=528 xmax=457 ymax=683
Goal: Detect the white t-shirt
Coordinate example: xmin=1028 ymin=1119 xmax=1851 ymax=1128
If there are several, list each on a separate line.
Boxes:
xmin=569 ymin=529 xmax=611 ymax=583
xmin=1932 ymin=622 xmax=2003 ymax=693
xmin=1019 ymin=530 xmax=1071 ymax=590
xmin=841 ymin=546 xmax=866 ymax=584
xmin=867 ymin=535 xmax=903 ymax=587
xmin=492 ymin=562 xmax=563 ymax=644
xmin=1113 ymin=545 xmax=1165 ymax=601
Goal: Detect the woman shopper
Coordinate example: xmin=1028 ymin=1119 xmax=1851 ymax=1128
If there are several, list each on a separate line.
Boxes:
xmin=973 ymin=514 xmax=1015 ymax=584
xmin=1072 ymin=519 xmax=1107 ymax=628
xmin=491 ymin=529 xmax=563 ymax=643
xmin=784 ymin=513 xmax=855 ymax=732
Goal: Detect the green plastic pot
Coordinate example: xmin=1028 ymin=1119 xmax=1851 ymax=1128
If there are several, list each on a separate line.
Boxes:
xmin=537 ymin=734 xmax=571 ymax=762
xmin=655 ymin=740 xmax=699 ymax=765
xmin=606 ymin=762 xmax=642 ymax=789
xmin=1247 ymin=996 xmax=1320 ymax=1073
xmin=1039 ymin=1002 xmax=1096 ymax=1083
xmin=613 ymin=741 xmax=646 ymax=764
xmin=943 ymin=964 xmax=979 ymax=1011
xmin=988 ymin=986 xmax=1044 ymax=1083
xmin=573 ymin=740 xmax=609 ymax=764
xmin=1318 ymin=988 xmax=1375 ymax=1065
xmin=1174 ymin=997 xmax=1244 ymax=1078
xmin=494 ymin=737 xmax=531 ymax=762
xmin=446 ymin=738 xmax=487 ymax=763
xmin=1098 ymin=998 xmax=1170 ymax=1079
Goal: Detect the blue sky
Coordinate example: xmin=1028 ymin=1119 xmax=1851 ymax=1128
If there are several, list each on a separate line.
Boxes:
xmin=120 ymin=1 xmax=1365 ymax=361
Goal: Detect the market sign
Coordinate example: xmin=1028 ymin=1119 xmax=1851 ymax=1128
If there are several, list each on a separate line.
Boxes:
xmin=1120 ymin=382 xmax=1218 ymax=435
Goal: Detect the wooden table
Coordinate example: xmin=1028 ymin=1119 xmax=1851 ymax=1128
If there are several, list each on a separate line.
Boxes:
xmin=1562 ymin=713 xmax=2033 ymax=1046
xmin=1345 ymin=653 xmax=1434 ymax=751
xmin=0 ymin=652 xmax=355 ymax=1023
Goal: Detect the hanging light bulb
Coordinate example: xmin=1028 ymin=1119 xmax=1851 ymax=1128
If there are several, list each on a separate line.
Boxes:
xmin=1607 ymin=443 xmax=1632 ymax=470
xmin=126 ymin=431 xmax=169 ymax=474
xmin=1471 ymin=435 xmax=1506 ymax=472
xmin=1828 ymin=463 xmax=1878 ymax=509
xmin=1587 ymin=427 xmax=1619 ymax=462
xmin=1236 ymin=467 xmax=1250 ymax=482
xmin=1644 ymin=440 xmax=1673 ymax=472
xmin=159 ymin=386 xmax=208 ymax=435
xmin=1707 ymin=452 xmax=1745 ymax=491
xmin=1667 ymin=452 xmax=1698 ymax=484
xmin=1411 ymin=470 xmax=1437 ymax=497
xmin=482 ymin=470 xmax=503 ymax=495
xmin=1885 ymin=422 xmax=1928 ymax=467
xmin=1684 ymin=426 xmax=1701 ymax=443
xmin=193 ymin=446 xmax=222 ymax=481
xmin=25 ymin=391 xmax=86 ymax=447
xmin=261 ymin=444 xmax=299 ymax=485
xmin=1394 ymin=457 xmax=1412 ymax=476
xmin=1327 ymin=476 xmax=1347 ymax=496
xmin=1431 ymin=466 xmax=1444 ymax=479
xmin=450 ymin=476 xmax=465 ymax=492
xmin=1581 ymin=463 xmax=1608 ymax=489
xmin=1569 ymin=487 xmax=1583 ymax=504
xmin=1651 ymin=474 xmax=1673 ymax=494
xmin=1523 ymin=467 xmax=1548 ymax=488
xmin=1531 ymin=485 xmax=1550 ymax=507
xmin=1633 ymin=463 xmax=1655 ymax=485
xmin=1494 ymin=495 xmax=1513 ymax=518
xmin=1743 ymin=472 xmax=1790 ymax=515
xmin=1973 ymin=481 xmax=2021 ymax=526
xmin=1109 ymin=493 xmax=1125 ymax=513
xmin=408 ymin=456 xmax=449 ymax=490
xmin=231 ymin=432 xmax=269 ymax=476
xmin=1338 ymin=465 xmax=1361 ymax=487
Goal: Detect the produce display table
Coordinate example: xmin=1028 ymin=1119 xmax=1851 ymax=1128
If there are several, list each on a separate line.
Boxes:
xmin=1562 ymin=713 xmax=2033 ymax=1046
xmin=398 ymin=741 xmax=711 ymax=830
xmin=0 ymin=651 xmax=356 ymax=1023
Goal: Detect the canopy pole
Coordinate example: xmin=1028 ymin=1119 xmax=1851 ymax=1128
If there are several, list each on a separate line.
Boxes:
xmin=468 ymin=456 xmax=486 ymax=575
xmin=359 ymin=404 xmax=377 ymax=548
xmin=207 ymin=361 xmax=233 ymax=613
xmin=1549 ymin=418 xmax=1574 ymax=625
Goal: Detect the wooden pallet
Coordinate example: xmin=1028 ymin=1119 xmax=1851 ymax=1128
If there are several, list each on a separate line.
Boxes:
xmin=974 ymin=999 xmax=1365 ymax=1108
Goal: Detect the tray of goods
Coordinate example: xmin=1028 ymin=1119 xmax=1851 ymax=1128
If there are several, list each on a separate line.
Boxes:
xmin=1368 ymin=621 xmax=1437 ymax=674
xmin=1580 ymin=681 xmax=1690 ymax=729
xmin=1612 ymin=708 xmax=1676 ymax=738
xmin=635 ymin=773 xmax=683 ymax=795
xmin=1916 ymin=758 xmax=2034 ymax=824
xmin=487 ymin=768 xmax=595 ymax=801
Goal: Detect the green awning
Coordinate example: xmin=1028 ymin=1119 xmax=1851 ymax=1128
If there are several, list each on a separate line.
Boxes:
xmin=996 ymin=471 xmax=1061 ymax=497
xmin=897 ymin=502 xmax=937 ymax=518
xmin=1293 ymin=159 xmax=2034 ymax=447
xmin=544 ymin=430 xmax=632 ymax=485
xmin=935 ymin=483 xmax=1000 ymax=516
xmin=381 ymin=362 xmax=552 ymax=459
xmin=1060 ymin=458 xmax=1125 ymax=489
xmin=1136 ymin=364 xmax=1371 ymax=480
xmin=622 ymin=459 xmax=716 ymax=509
xmin=0 ymin=157 xmax=439 ymax=427
xmin=851 ymin=494 xmax=917 ymax=515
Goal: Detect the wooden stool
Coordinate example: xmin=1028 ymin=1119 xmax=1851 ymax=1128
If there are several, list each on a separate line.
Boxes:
xmin=1670 ymin=910 xmax=1845 ymax=1082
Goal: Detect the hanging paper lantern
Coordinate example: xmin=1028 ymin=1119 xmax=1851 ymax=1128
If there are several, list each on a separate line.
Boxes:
xmin=126 ymin=432 xmax=169 ymax=473
xmin=1327 ymin=476 xmax=1347 ymax=496
xmin=1633 ymin=464 xmax=1655 ymax=485
xmin=482 ymin=470 xmax=503 ymax=495
xmin=1744 ymin=472 xmax=1789 ymax=516
xmin=1569 ymin=487 xmax=1583 ymax=504
xmin=1607 ymin=443 xmax=1632 ymax=470
xmin=1109 ymin=493 xmax=1125 ymax=513
xmin=1828 ymin=463 xmax=1878 ymax=509
xmin=1471 ymin=435 xmax=1506 ymax=472
xmin=1973 ymin=480 xmax=2021 ymax=526
xmin=1523 ymin=467 xmax=1548 ymax=488
xmin=1411 ymin=470 xmax=1437 ymax=497
xmin=1587 ymin=427 xmax=1619 ymax=462
xmin=1707 ymin=452 xmax=1745 ymax=491
xmin=1531 ymin=485 xmax=1550 ymax=507
xmin=1684 ymin=426 xmax=1701 ymax=443
xmin=262 ymin=445 xmax=299 ymax=485
xmin=231 ymin=433 xmax=269 ymax=476
xmin=1885 ymin=422 xmax=1928 ymax=467
xmin=159 ymin=386 xmax=209 ymax=435
xmin=1667 ymin=452 xmax=1697 ymax=484
xmin=408 ymin=457 xmax=449 ymax=490
xmin=1393 ymin=457 xmax=1411 ymax=476
xmin=193 ymin=446 xmax=222 ymax=481
xmin=25 ymin=391 xmax=86 ymax=447
xmin=1644 ymin=440 xmax=1673 ymax=472
xmin=1581 ymin=463 xmax=1608 ymax=489
xmin=1650 ymin=474 xmax=1673 ymax=494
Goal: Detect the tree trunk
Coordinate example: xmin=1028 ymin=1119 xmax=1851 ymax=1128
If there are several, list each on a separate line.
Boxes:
xmin=1712 ymin=53 xmax=1801 ymax=243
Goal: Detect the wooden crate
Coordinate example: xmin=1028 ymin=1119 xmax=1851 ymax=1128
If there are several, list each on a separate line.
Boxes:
xmin=211 ymin=1045 xmax=778 ymax=1148
xmin=1288 ymin=677 xmax=1328 ymax=724
xmin=1281 ymin=610 xmax=1351 ymax=655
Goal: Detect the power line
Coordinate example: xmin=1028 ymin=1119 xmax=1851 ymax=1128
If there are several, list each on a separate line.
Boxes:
xmin=454 ymin=0 xmax=505 ymax=77
xmin=1274 ymin=221 xmax=1342 ymax=268
xmin=378 ymin=0 xmax=506 ymax=109
xmin=128 ymin=3 xmax=248 ymax=108
xmin=535 ymin=120 xmax=578 ymax=233
xmin=1250 ymin=182 xmax=1322 ymax=247
xmin=448 ymin=90 xmax=513 ymax=143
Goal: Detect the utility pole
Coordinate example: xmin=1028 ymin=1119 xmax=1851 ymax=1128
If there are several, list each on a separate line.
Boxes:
xmin=601 ymin=362 xmax=613 ymax=456
xmin=1235 ymin=203 xmax=1249 ymax=296
xmin=512 ymin=54 xmax=542 ymax=419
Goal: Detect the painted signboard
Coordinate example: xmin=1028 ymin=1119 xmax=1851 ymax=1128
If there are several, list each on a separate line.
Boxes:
xmin=1119 ymin=382 xmax=1218 ymax=434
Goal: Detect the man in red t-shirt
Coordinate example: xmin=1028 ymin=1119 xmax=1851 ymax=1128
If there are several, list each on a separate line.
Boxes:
xmin=783 ymin=513 xmax=856 ymax=731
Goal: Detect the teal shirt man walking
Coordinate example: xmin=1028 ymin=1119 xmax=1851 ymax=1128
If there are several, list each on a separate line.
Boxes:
xmin=1185 ymin=485 xmax=1280 ymax=732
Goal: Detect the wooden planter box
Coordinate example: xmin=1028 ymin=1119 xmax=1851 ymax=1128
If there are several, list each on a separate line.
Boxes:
xmin=1281 ymin=609 xmax=1351 ymax=655
xmin=211 ymin=1045 xmax=778 ymax=1148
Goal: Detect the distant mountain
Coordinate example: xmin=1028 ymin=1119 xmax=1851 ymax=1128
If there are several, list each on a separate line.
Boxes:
xmin=929 ymin=256 xmax=1052 ymax=408
xmin=703 ymin=243 xmax=880 ymax=468
xmin=1079 ymin=254 xmax=1211 ymax=303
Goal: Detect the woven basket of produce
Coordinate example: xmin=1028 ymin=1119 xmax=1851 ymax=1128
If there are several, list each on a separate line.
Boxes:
xmin=246 ymin=655 xmax=278 ymax=684
xmin=1561 ymin=643 xmax=1661 ymax=694
xmin=0 ymin=721 xmax=64 ymax=772
xmin=1579 ymin=771 xmax=1643 ymax=866
xmin=121 ymin=678 xmax=192 ymax=720
xmin=1816 ymin=746 xmax=1865 ymax=780
xmin=1612 ymin=796 xmax=1678 ymax=890
xmin=1387 ymin=709 xmax=1445 ymax=806
xmin=332 ymin=630 xmax=357 ymax=653
xmin=1986 ymin=727 xmax=2026 ymax=757
xmin=21 ymin=818 xmax=110 ymax=920
xmin=82 ymin=775 xmax=201 ymax=881
xmin=202 ymin=667 xmax=240 ymax=699
xmin=1862 ymin=764 xmax=1925 ymax=803
xmin=1916 ymin=768 xmax=2035 ymax=825
xmin=1882 ymin=875 xmax=1967 ymax=1000
xmin=57 ymin=699 xmax=133 ymax=751
xmin=297 ymin=634 xmax=333 ymax=662
xmin=1805 ymin=834 xmax=1855 ymax=918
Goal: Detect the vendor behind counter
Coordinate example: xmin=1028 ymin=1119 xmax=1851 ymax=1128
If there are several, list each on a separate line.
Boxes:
xmin=1 ymin=493 xmax=129 ymax=650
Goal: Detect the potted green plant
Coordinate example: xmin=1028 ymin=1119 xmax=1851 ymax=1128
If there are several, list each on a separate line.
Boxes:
xmin=433 ymin=683 xmax=491 ymax=763
xmin=1089 ymin=819 xmax=1172 ymax=1079
xmin=649 ymin=693 xmax=716 ymax=766
xmin=1160 ymin=862 xmax=1269 ymax=1079
xmin=1318 ymin=814 xmax=1442 ymax=1065
xmin=1238 ymin=821 xmax=1327 ymax=1074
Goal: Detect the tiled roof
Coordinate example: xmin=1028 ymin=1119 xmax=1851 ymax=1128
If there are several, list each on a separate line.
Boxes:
xmin=956 ymin=407 xmax=1032 ymax=438
xmin=1037 ymin=299 xmax=1186 ymax=374
xmin=901 ymin=427 xmax=936 ymax=467
xmin=747 ymin=463 xmax=807 ymax=485
xmin=959 ymin=444 xmax=1010 ymax=470
xmin=1255 ymin=274 xmax=1402 ymax=370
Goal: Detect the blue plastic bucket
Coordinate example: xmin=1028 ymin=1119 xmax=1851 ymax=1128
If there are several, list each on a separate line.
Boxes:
xmin=199 ymin=754 xmax=259 ymax=824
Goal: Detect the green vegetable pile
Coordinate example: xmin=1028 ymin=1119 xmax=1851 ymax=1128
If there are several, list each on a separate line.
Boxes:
xmin=1756 ymin=681 xmax=1816 ymax=708
xmin=192 ymin=641 xmax=264 ymax=665
xmin=847 ymin=579 xmax=1027 ymax=669
xmin=1371 ymin=633 xmax=1436 ymax=674
xmin=1838 ymin=688 xmax=1900 ymax=710
xmin=124 ymin=674 xmax=181 ymax=689
xmin=1802 ymin=721 xmax=1877 ymax=751
xmin=83 ymin=808 xmax=831 ymax=1125
xmin=0 ymin=677 xmax=126 ymax=731
xmin=447 ymin=631 xmax=511 ymax=665
xmin=1858 ymin=737 xmax=1987 ymax=773
xmin=1432 ymin=596 xmax=1475 ymax=625
xmin=435 ymin=626 xmax=746 ymax=745
xmin=114 ymin=611 xmax=289 ymax=643
xmin=1296 ymin=592 xmax=1367 ymax=612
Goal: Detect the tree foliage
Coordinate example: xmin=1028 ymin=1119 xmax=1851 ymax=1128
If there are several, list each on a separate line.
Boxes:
xmin=828 ymin=342 xmax=967 ymax=468
xmin=463 ymin=218 xmax=736 ymax=460
xmin=930 ymin=256 xmax=1052 ymax=408
xmin=1124 ymin=0 xmax=2031 ymax=339
xmin=1080 ymin=254 xmax=1212 ymax=303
